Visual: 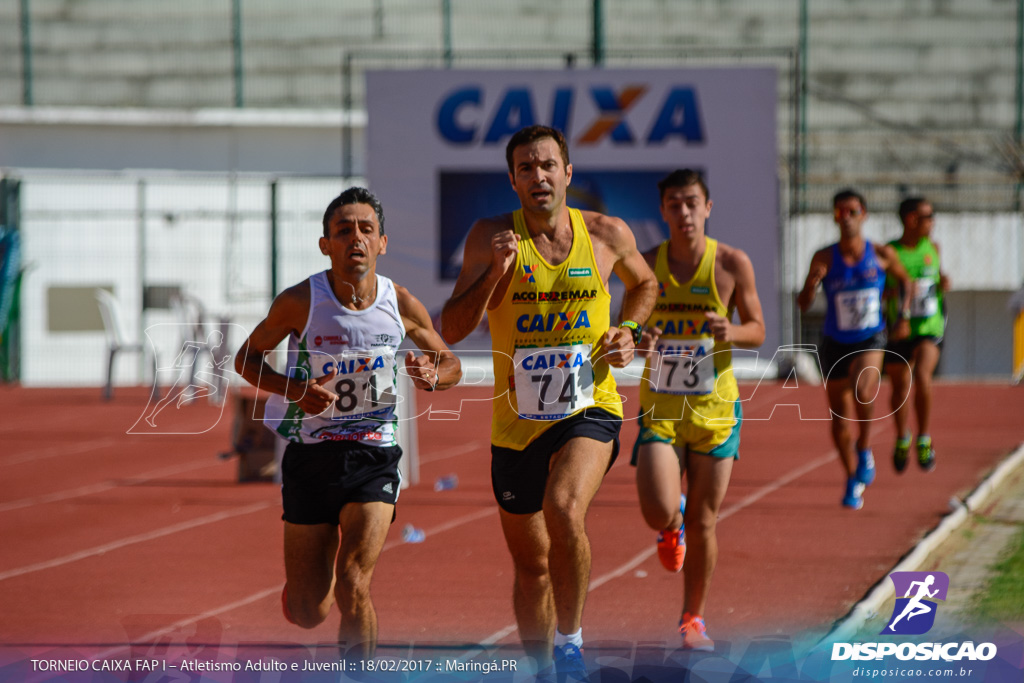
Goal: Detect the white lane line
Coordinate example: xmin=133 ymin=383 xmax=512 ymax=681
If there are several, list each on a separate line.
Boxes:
xmin=70 ymin=382 xmax=801 ymax=653
xmin=90 ymin=507 xmax=500 ymax=659
xmin=418 ymin=440 xmax=487 ymax=464
xmin=88 ymin=587 xmax=283 ymax=662
xmin=382 ymin=507 xmax=496 ymax=552
xmin=479 ymin=451 xmax=838 ymax=645
xmin=0 ymin=501 xmax=274 ymax=582
xmin=0 ymin=458 xmax=222 ymax=513
xmin=586 ymin=451 xmax=837 ymax=592
xmin=0 ymin=437 xmax=120 ymax=467
xmin=819 ymin=441 xmax=1024 ymax=648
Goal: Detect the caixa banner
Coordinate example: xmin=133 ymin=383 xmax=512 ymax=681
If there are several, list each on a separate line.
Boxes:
xmin=366 ymin=68 xmax=779 ymax=352
xmin=435 ymin=84 xmax=705 ymax=146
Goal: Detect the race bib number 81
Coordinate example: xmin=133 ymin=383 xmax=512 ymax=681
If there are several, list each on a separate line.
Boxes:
xmin=513 ymin=344 xmax=595 ymax=420
xmin=324 ymin=351 xmax=397 ymax=419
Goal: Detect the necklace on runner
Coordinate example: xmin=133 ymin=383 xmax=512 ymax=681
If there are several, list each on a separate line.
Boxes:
xmin=343 ymin=279 xmax=376 ymax=305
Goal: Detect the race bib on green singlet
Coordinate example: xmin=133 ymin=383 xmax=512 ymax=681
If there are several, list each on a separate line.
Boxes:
xmin=910 ymin=277 xmax=939 ymax=318
xmin=835 ymin=288 xmax=881 ymax=331
xmin=513 ymin=344 xmax=595 ymax=420
xmin=651 ymin=338 xmax=716 ymax=395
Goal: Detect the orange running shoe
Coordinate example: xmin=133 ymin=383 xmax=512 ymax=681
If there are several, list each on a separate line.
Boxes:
xmin=679 ymin=612 xmax=714 ymax=652
xmin=656 ymin=529 xmax=685 ymax=573
xmin=656 ymin=494 xmax=686 ymax=573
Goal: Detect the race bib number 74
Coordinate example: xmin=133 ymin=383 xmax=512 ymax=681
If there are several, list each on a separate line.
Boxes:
xmin=513 ymin=344 xmax=596 ymax=420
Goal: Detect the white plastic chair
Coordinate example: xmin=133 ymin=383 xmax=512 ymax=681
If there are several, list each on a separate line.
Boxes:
xmin=169 ymin=291 xmax=231 ymax=405
xmin=95 ymin=288 xmax=158 ymax=400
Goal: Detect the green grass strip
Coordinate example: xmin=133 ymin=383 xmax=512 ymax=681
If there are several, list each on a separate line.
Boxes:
xmin=973 ymin=524 xmax=1024 ymax=621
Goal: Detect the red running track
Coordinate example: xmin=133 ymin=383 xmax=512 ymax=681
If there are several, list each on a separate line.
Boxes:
xmin=0 ymin=381 xmax=1021 ymax=663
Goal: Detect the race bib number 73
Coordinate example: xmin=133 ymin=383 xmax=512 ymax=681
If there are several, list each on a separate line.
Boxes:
xmin=513 ymin=344 xmax=596 ymax=420
xmin=651 ymin=338 xmax=716 ymax=395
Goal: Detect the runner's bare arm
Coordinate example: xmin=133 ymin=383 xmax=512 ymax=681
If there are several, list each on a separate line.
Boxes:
xmin=934 ymin=242 xmax=951 ymax=292
xmin=876 ymin=243 xmax=912 ymax=341
xmin=633 ymin=247 xmax=663 ymax=355
xmin=877 ymin=244 xmax=912 ymax=317
xmin=708 ymin=247 xmax=765 ymax=348
xmin=797 ymin=248 xmax=831 ymax=312
xmin=233 ymin=283 xmax=339 ymax=415
xmin=595 ymin=216 xmax=658 ymax=368
xmin=440 ymin=217 xmax=518 ymax=344
xmin=396 ymin=285 xmax=462 ymax=391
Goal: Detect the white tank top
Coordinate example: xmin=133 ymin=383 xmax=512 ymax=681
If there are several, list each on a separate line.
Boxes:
xmin=263 ymin=271 xmax=406 ymax=446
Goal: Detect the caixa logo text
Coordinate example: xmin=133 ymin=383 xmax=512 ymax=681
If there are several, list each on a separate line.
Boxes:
xmin=436 ymin=85 xmax=704 ymax=146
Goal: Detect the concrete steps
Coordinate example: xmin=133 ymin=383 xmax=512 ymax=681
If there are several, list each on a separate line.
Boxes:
xmin=0 ymin=0 xmax=1018 ymax=208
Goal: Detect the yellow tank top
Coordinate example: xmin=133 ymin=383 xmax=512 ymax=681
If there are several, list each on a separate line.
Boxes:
xmin=640 ymin=238 xmax=739 ymax=404
xmin=489 ymin=208 xmax=622 ymax=449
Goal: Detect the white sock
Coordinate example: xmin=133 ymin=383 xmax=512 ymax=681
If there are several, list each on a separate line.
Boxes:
xmin=554 ymin=628 xmax=583 ymax=649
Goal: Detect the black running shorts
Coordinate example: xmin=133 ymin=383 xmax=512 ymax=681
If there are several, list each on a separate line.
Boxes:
xmin=884 ymin=335 xmax=943 ymax=366
xmin=281 ymin=440 xmax=402 ymax=525
xmin=490 ymin=407 xmax=622 ymax=515
xmin=820 ymin=331 xmax=887 ymax=380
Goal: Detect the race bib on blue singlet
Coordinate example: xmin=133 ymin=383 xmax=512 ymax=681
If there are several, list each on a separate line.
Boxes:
xmin=835 ymin=288 xmax=881 ymax=332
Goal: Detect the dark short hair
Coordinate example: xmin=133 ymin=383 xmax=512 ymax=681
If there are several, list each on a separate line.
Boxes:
xmin=898 ymin=196 xmax=928 ymax=223
xmin=833 ymin=188 xmax=866 ymax=210
xmin=657 ymin=169 xmax=710 ymax=202
xmin=505 ymin=125 xmax=570 ymax=174
xmin=322 ymin=187 xmax=385 ymax=237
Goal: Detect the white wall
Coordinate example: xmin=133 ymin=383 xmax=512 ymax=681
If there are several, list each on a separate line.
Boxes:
xmin=0 ymin=107 xmax=365 ymax=176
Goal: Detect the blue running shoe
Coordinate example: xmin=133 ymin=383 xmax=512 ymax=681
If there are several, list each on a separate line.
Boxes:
xmin=842 ymin=477 xmax=865 ymax=510
xmin=553 ymin=643 xmax=588 ymax=683
xmin=856 ymin=449 xmax=876 ymax=485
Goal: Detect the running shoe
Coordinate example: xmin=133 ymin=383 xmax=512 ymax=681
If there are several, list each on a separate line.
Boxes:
xmin=656 ymin=494 xmax=687 ymax=573
xmin=893 ymin=435 xmax=911 ymax=473
xmin=553 ymin=643 xmax=588 ymax=682
xmin=917 ymin=436 xmax=936 ymax=472
xmin=842 ymin=477 xmax=865 ymax=510
xmin=679 ymin=612 xmax=715 ymax=652
xmin=855 ymin=449 xmax=876 ymax=485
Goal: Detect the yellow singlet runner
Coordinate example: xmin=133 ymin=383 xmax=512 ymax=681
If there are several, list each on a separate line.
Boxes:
xmin=488 ymin=208 xmax=623 ymax=449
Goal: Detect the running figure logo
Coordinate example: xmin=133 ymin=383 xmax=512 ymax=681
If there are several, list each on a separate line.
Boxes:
xmin=881 ymin=571 xmax=949 ymax=635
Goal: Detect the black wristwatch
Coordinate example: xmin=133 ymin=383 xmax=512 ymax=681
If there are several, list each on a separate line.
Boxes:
xmin=619 ymin=320 xmax=643 ymax=346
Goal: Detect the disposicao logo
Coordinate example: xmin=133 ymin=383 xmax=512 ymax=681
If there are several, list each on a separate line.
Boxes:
xmin=830 ymin=571 xmax=998 ymax=663
xmin=882 ymin=571 xmax=948 ymax=635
